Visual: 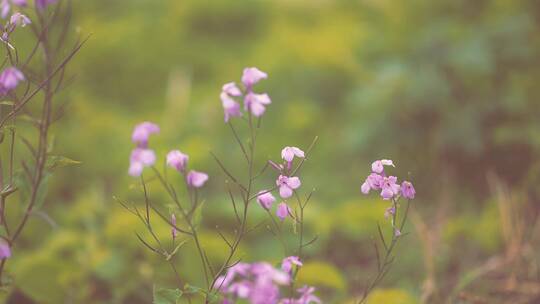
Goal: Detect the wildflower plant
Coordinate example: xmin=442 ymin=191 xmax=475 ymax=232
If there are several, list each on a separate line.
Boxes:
xmin=0 ymin=0 xmax=87 ymax=286
xmin=120 ymin=67 xmax=322 ymax=303
xmin=120 ymin=67 xmax=415 ymax=303
xmin=357 ymin=159 xmax=415 ymax=303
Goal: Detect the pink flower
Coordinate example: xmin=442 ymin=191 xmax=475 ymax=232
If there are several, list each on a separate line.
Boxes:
xmin=380 ymin=176 xmax=400 ymax=200
xmin=281 ymin=146 xmax=305 ymax=163
xmin=128 ymin=148 xmax=156 ymax=177
xmin=371 ymin=159 xmax=394 ymax=174
xmin=296 ymin=286 xmax=321 ymax=304
xmin=281 ymin=256 xmax=302 ymax=273
xmin=257 ymin=190 xmax=276 ymax=210
xmin=186 ymin=170 xmax=208 ymax=188
xmin=276 ymin=202 xmax=291 ymax=221
xmin=0 ymin=67 xmax=24 ymax=95
xmin=131 ymin=122 xmax=159 ymax=148
xmin=241 ymin=67 xmax=267 ymax=88
xmin=171 ymin=213 xmax=178 ymax=240
xmin=0 ymin=239 xmax=11 ymax=259
xmin=401 ymin=181 xmax=415 ymax=199
xmin=361 ymin=173 xmax=383 ymax=194
xmin=276 ymin=175 xmax=301 ymax=198
xmin=244 ymin=92 xmax=271 ymax=117
xmin=166 ymin=150 xmax=189 ymax=172
xmin=222 ymin=82 xmax=242 ymax=96
xmin=221 ymin=92 xmax=242 ymax=122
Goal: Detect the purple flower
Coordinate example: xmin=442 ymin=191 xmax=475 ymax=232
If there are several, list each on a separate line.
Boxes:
xmin=131 ymin=122 xmax=159 ymax=148
xmin=281 ymin=256 xmax=302 ymax=273
xmin=371 ymin=159 xmax=394 ymax=174
xmin=244 ymin=92 xmax=271 ymax=117
xmin=171 ymin=213 xmax=178 ymax=239
xmin=217 ymin=262 xmax=290 ymax=304
xmin=296 ymin=286 xmax=321 ymax=304
xmin=0 ymin=67 xmax=24 ymax=95
xmin=36 ymin=0 xmax=56 ymax=10
xmin=166 ymin=150 xmax=189 ymax=172
xmin=361 ymin=173 xmax=383 ymax=194
xmin=241 ymin=67 xmax=267 ymax=88
xmin=222 ymin=82 xmax=242 ymax=96
xmin=276 ymin=202 xmax=291 ymax=221
xmin=221 ymin=92 xmax=242 ymax=122
xmin=9 ymin=12 xmax=30 ymax=26
xmin=0 ymin=0 xmax=27 ymax=19
xmin=257 ymin=190 xmax=276 ymax=210
xmin=281 ymin=146 xmax=305 ymax=163
xmin=186 ymin=170 xmax=208 ymax=188
xmin=380 ymin=176 xmax=400 ymax=200
xmin=401 ymin=181 xmax=415 ymax=199
xmin=128 ymin=148 xmax=156 ymax=177
xmin=0 ymin=239 xmax=11 ymax=259
xmin=250 ymin=262 xmax=290 ymax=285
xmin=276 ymin=175 xmax=301 ymax=198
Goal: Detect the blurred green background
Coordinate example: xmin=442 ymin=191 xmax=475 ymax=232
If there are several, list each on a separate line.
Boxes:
xmin=5 ymin=0 xmax=540 ymax=303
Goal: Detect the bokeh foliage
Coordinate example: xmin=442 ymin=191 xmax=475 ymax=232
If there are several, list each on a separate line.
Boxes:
xmin=4 ymin=0 xmax=540 ymax=303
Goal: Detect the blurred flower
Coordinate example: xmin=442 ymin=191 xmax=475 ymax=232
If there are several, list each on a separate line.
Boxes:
xmin=244 ymin=92 xmax=271 ymax=117
xmin=296 ymin=286 xmax=322 ymax=304
xmin=166 ymin=150 xmax=189 ymax=172
xmin=242 ymin=67 xmax=267 ymax=88
xmin=128 ymin=148 xmax=156 ymax=177
xmin=384 ymin=206 xmax=395 ymax=219
xmin=222 ymin=82 xmax=242 ymax=96
xmin=0 ymin=67 xmax=24 ymax=95
xmin=186 ymin=170 xmax=208 ymax=188
xmin=401 ymin=181 xmax=415 ymax=199
xmin=217 ymin=261 xmax=290 ymax=304
xmin=371 ymin=159 xmax=394 ymax=174
xmin=281 ymin=146 xmax=305 ymax=163
xmin=380 ymin=176 xmax=400 ymax=200
xmin=131 ymin=121 xmax=159 ymax=148
xmin=221 ymin=92 xmax=242 ymax=122
xmin=257 ymin=190 xmax=276 ymax=210
xmin=9 ymin=12 xmax=30 ymax=26
xmin=0 ymin=0 xmax=26 ymax=19
xmin=171 ymin=213 xmax=178 ymax=240
xmin=0 ymin=239 xmax=11 ymax=259
xmin=36 ymin=0 xmax=56 ymax=10
xmin=276 ymin=175 xmax=301 ymax=198
xmin=281 ymin=256 xmax=302 ymax=273
xmin=276 ymin=202 xmax=291 ymax=221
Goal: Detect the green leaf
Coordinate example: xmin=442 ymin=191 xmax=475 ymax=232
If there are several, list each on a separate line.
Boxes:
xmin=46 ymin=155 xmax=81 ymax=171
xmin=153 ymin=286 xmax=183 ymax=304
xmin=183 ymin=284 xmax=204 ymax=295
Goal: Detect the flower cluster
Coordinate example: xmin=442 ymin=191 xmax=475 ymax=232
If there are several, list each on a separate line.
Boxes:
xmin=360 ymin=159 xmax=415 ymax=200
xmin=128 ymin=122 xmax=208 ymax=188
xmin=220 ymin=67 xmax=271 ymax=122
xmin=215 ymin=257 xmax=319 ymax=304
xmin=256 ymin=146 xmax=304 ymax=221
